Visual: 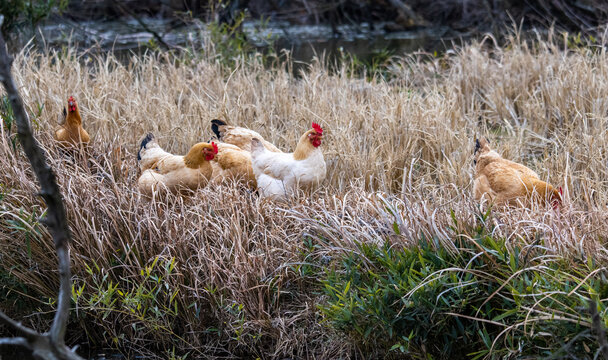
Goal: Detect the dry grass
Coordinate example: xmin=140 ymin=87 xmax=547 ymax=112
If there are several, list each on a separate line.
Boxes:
xmin=1 ymin=29 xmax=608 ymax=358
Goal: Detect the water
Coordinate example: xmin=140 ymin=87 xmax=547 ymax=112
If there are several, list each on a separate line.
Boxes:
xmin=26 ymin=17 xmax=461 ymax=62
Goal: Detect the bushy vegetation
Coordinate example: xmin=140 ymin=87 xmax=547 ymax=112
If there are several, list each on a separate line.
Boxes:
xmin=0 ymin=0 xmax=67 ymax=36
xmin=321 ymin=209 xmax=608 ymax=358
xmin=1 ymin=29 xmax=608 ymax=358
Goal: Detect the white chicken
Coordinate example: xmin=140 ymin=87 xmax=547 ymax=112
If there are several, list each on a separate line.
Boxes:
xmin=250 ymin=122 xmax=326 ymax=200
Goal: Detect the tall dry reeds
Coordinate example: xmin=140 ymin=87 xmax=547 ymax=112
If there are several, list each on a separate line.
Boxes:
xmin=1 ymin=30 xmax=608 ymax=358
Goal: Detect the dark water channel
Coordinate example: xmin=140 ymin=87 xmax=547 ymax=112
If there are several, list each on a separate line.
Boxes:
xmin=23 ymin=17 xmax=463 ymax=63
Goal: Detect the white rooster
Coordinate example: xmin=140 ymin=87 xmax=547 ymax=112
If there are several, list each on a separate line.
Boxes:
xmin=250 ymin=122 xmax=326 ymax=200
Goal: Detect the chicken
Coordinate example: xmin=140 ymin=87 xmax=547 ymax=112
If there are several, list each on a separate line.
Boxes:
xmin=137 ymin=134 xmax=216 ymax=195
xmin=473 ymin=138 xmax=562 ymax=207
xmin=211 ymin=119 xmax=282 ymax=153
xmin=209 ymin=142 xmax=257 ymax=188
xmin=250 ymin=122 xmax=326 ymax=200
xmin=54 ymin=96 xmax=90 ymax=148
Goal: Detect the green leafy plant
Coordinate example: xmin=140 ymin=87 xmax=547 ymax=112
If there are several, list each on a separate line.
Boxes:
xmin=4 ymin=207 xmax=43 ymax=259
xmin=340 ymin=47 xmax=396 ymax=81
xmin=1 ymin=95 xmax=18 ymax=151
xmin=205 ymin=11 xmax=252 ymax=68
xmin=71 ymin=256 xmax=187 ymax=352
xmin=202 ymin=10 xmax=278 ymax=70
xmin=1 ymin=95 xmax=44 ymax=151
xmin=0 ymin=0 xmax=68 ymax=36
xmin=320 ymin=213 xmax=608 ymax=358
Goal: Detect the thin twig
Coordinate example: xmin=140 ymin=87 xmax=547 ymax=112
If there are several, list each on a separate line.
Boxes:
xmin=111 ymin=0 xmax=174 ymax=50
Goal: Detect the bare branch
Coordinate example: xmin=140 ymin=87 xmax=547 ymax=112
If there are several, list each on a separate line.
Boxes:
xmin=589 ymin=300 xmax=608 ymax=360
xmin=386 ymin=0 xmax=429 ymax=26
xmin=110 ymin=0 xmax=175 ymax=50
xmin=0 ymin=311 xmax=41 ymax=341
xmin=0 ymin=16 xmax=82 ymax=360
xmin=0 ymin=337 xmax=29 ymax=347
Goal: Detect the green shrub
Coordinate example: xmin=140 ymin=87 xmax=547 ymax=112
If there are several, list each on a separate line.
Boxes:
xmin=70 ymin=256 xmax=186 ymax=348
xmin=320 ymin=211 xmax=608 ymax=359
xmin=1 ymin=95 xmax=44 ymax=151
xmin=0 ymin=0 xmax=67 ymax=36
xmin=203 ymin=11 xmax=278 ymax=70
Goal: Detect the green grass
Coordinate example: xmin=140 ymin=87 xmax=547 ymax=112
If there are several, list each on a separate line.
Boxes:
xmin=320 ymin=210 xmax=608 ymax=358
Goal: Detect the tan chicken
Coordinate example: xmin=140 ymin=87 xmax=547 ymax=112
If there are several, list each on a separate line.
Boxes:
xmin=251 ymin=122 xmax=326 ymax=200
xmin=54 ymin=96 xmax=90 ymax=148
xmin=209 ymin=142 xmax=257 ymax=188
xmin=137 ymin=134 xmax=216 ymax=195
xmin=473 ymin=138 xmax=562 ymax=207
xmin=211 ymin=119 xmax=281 ymax=153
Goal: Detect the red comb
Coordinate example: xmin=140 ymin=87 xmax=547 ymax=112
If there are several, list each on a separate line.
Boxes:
xmin=68 ymin=96 xmax=75 ymax=102
xmin=312 ymin=122 xmax=323 ymax=134
xmin=211 ymin=142 xmax=218 ymax=154
xmin=559 ymin=186 xmax=563 ymax=195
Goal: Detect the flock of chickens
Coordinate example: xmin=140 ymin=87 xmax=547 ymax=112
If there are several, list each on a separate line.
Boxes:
xmin=54 ymin=96 xmax=562 ymax=207
xmin=55 ymin=96 xmax=326 ymax=200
